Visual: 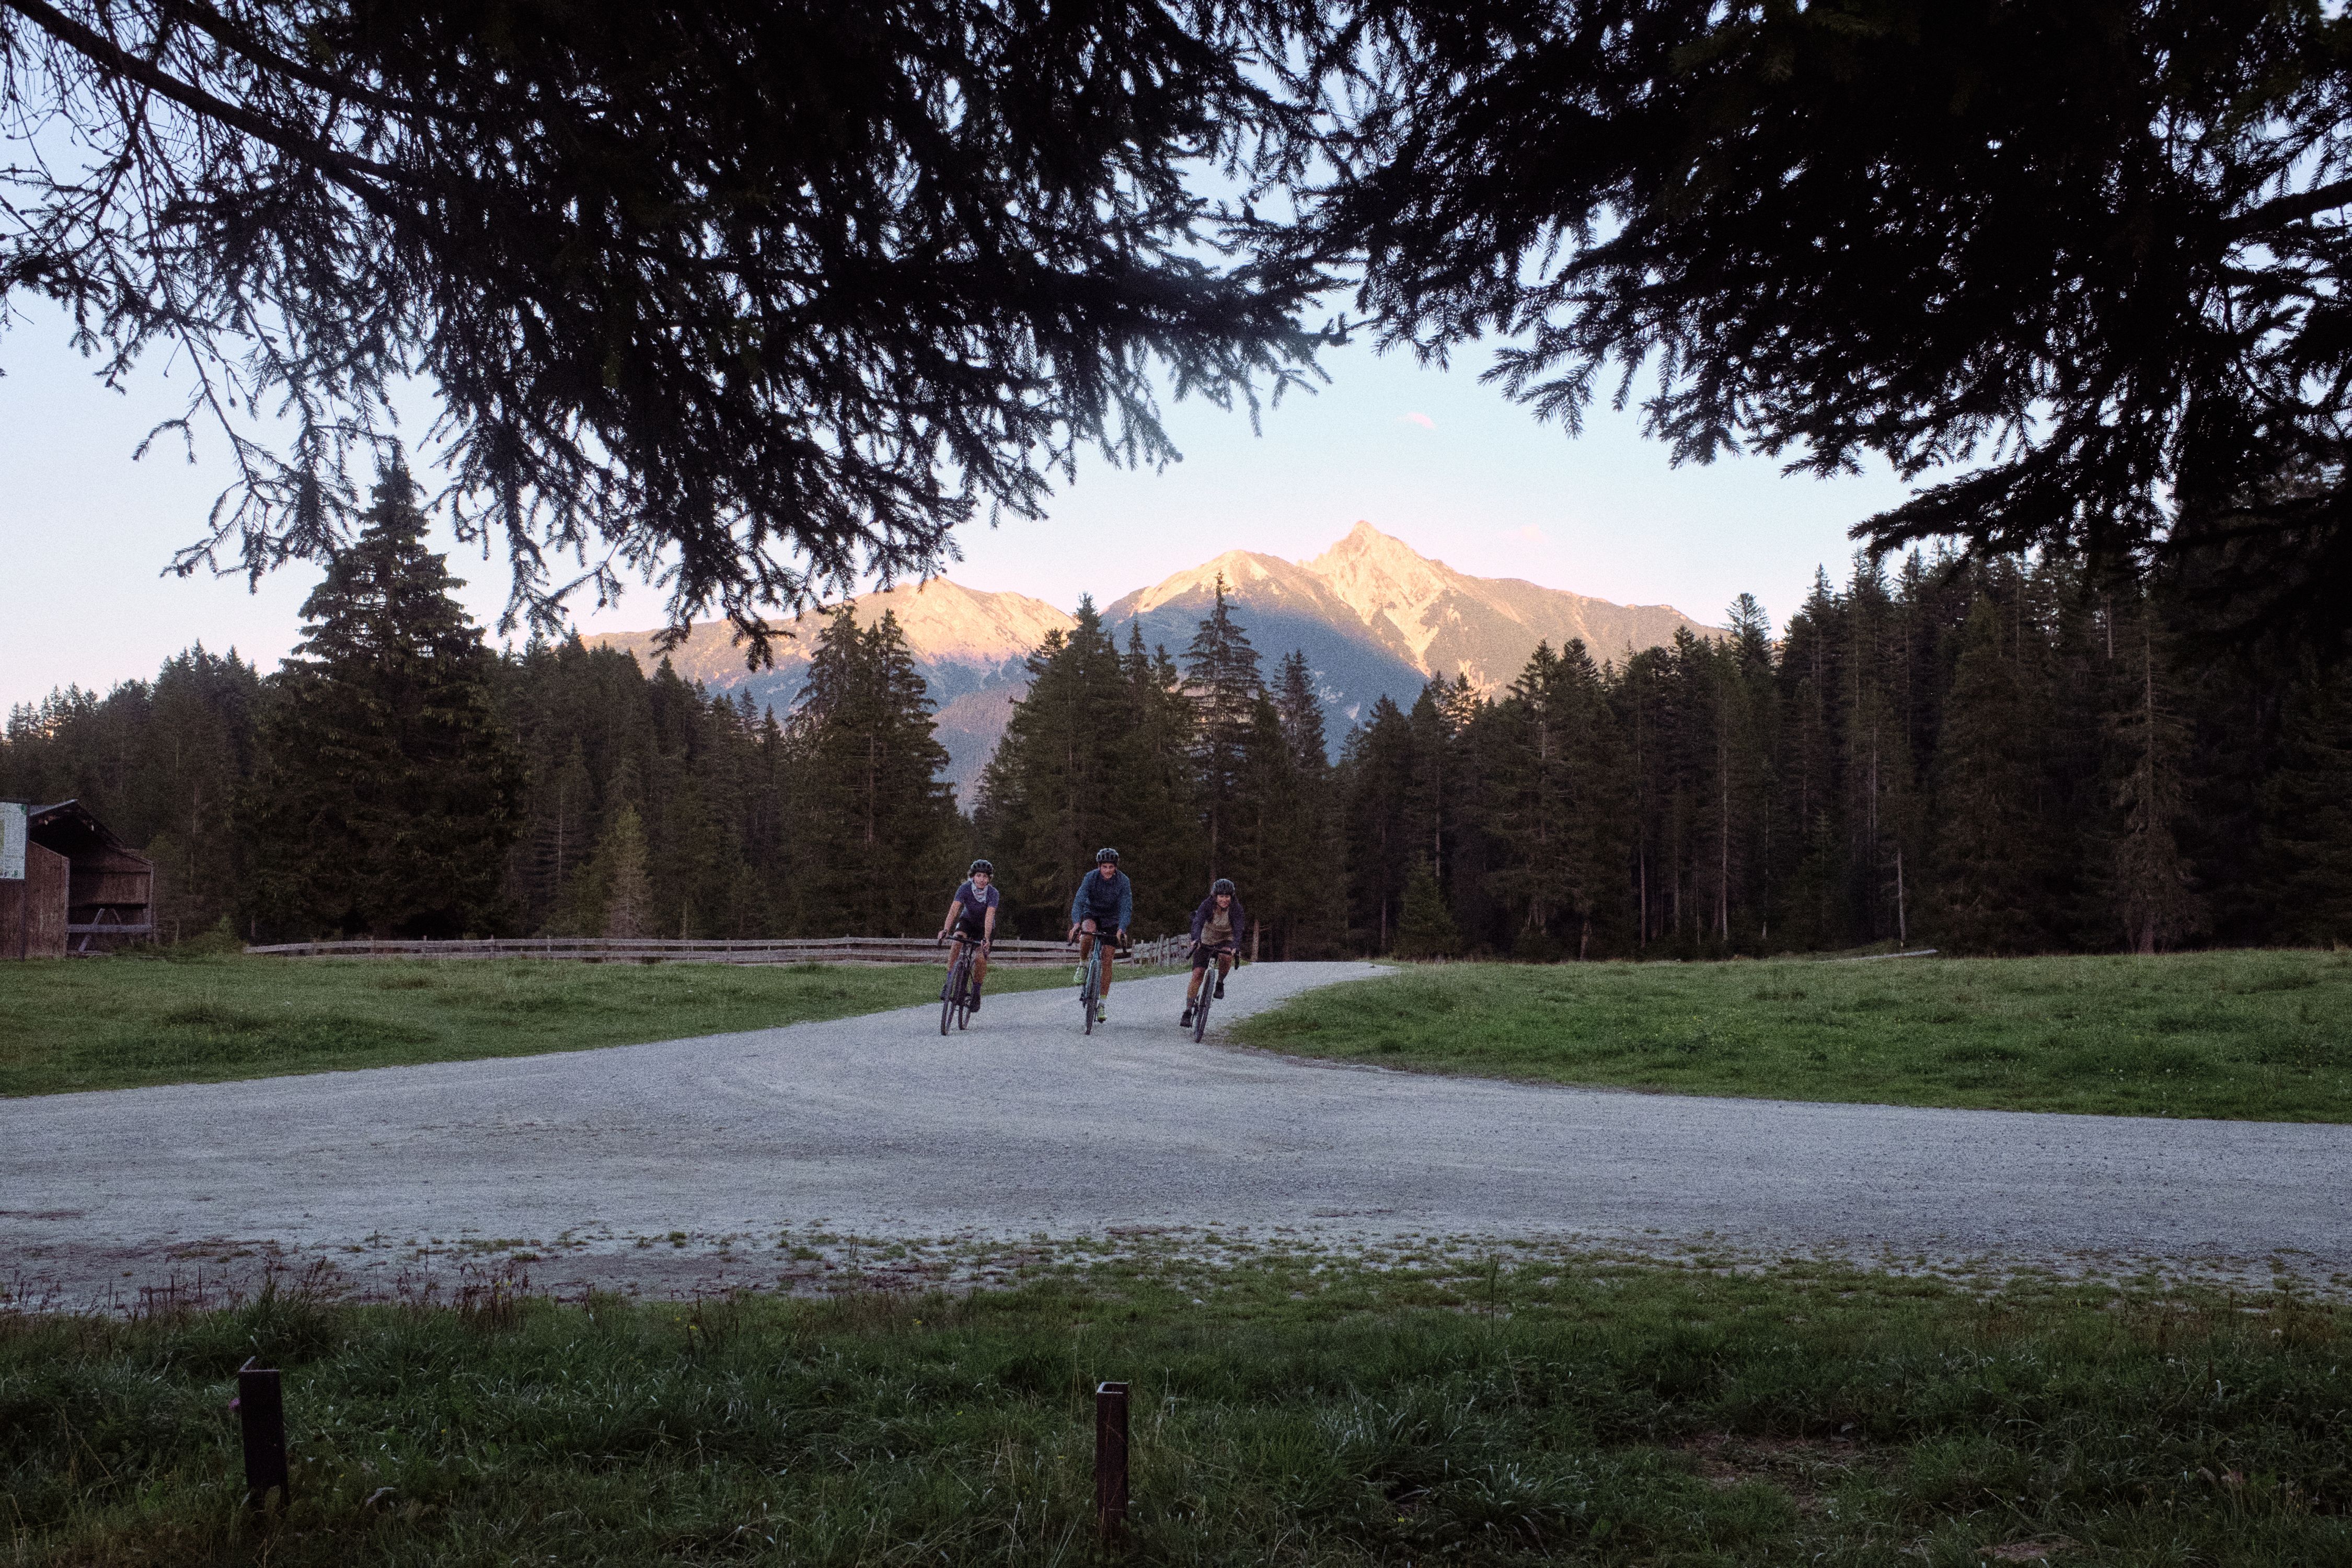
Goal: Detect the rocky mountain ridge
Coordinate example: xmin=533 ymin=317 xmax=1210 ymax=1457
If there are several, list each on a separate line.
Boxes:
xmin=585 ymin=523 xmax=1719 ymax=798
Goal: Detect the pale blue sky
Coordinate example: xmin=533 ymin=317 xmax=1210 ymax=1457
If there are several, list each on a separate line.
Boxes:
xmin=1 ymin=301 xmax=1916 ymax=713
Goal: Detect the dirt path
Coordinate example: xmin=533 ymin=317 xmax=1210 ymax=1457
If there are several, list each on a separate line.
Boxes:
xmin=6 ymin=960 xmax=2349 ymax=1303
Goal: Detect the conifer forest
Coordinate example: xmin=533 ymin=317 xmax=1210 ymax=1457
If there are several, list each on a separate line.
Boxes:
xmin=5 ymin=476 xmax=2350 ymax=957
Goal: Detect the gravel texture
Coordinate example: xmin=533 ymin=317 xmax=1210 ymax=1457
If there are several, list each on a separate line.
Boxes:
xmin=5 ymin=959 xmax=2349 ymax=1304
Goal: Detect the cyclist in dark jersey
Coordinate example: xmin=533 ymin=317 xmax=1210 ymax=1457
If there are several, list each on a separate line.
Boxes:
xmin=1066 ymin=847 xmax=1132 ymax=1024
xmin=938 ymin=859 xmax=999 ymax=1010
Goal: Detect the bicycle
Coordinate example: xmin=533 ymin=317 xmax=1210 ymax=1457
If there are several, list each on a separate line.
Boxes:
xmin=1074 ymin=925 xmax=1126 ymax=1034
xmin=1188 ymin=942 xmax=1233 ymax=1042
xmin=938 ymin=936 xmax=980 ymax=1035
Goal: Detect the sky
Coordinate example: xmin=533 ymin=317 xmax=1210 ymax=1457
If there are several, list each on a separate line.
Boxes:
xmin=0 ymin=301 xmax=1919 ymax=714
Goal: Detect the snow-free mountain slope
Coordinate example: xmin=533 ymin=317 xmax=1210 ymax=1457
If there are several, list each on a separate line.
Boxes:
xmin=1304 ymin=522 xmax=1718 ymax=692
xmin=586 ymin=525 xmax=1718 ymax=790
xmin=587 ymin=580 xmax=1073 ymax=797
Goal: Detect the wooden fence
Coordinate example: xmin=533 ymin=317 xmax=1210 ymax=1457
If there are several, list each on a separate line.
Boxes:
xmin=243 ymin=933 xmax=1193 ymax=969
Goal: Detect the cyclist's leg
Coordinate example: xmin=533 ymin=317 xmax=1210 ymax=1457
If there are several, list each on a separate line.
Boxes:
xmin=1215 ymin=948 xmax=1232 ymax=995
xmin=943 ymin=933 xmax=965 ymax=997
xmin=1186 ymin=946 xmax=1209 ymax=1002
xmin=971 ymin=938 xmax=990 ymax=989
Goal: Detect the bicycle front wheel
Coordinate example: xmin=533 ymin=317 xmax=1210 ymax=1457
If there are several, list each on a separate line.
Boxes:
xmin=1192 ymin=987 xmax=1211 ymax=1042
xmin=941 ymin=954 xmax=965 ymax=1036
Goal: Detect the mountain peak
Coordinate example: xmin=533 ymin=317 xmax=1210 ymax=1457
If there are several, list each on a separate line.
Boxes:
xmin=1316 ymin=520 xmax=1449 ymax=572
xmin=1120 ymin=549 xmax=1334 ymax=617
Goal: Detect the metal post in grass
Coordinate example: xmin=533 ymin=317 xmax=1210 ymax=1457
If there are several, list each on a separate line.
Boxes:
xmin=1094 ymin=1380 xmax=1129 ymax=1546
xmin=232 ymin=1357 xmax=290 ymax=1508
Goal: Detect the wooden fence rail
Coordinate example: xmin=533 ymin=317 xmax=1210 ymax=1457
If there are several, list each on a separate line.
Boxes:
xmin=243 ymin=933 xmax=1193 ymax=969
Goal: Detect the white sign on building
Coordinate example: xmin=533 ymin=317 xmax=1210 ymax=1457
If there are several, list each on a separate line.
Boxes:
xmin=1 ymin=802 xmax=25 ymax=882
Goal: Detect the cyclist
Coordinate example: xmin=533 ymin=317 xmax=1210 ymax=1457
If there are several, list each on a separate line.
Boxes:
xmin=1182 ymin=878 xmax=1247 ymax=1029
xmin=938 ymin=859 xmax=999 ymax=1011
xmin=1067 ymin=847 xmax=1132 ymax=1024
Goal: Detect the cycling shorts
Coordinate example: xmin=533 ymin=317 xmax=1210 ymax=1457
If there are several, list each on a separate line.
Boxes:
xmin=953 ymin=914 xmax=989 ymax=943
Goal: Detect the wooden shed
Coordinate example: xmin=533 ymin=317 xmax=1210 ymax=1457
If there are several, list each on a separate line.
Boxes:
xmin=0 ymin=800 xmax=154 ymax=956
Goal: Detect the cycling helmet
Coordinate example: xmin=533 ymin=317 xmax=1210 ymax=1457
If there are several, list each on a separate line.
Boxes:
xmin=969 ymin=859 xmax=995 ymax=877
xmin=1211 ymin=878 xmax=1235 ymax=896
xmin=1096 ymin=847 xmax=1121 ymax=864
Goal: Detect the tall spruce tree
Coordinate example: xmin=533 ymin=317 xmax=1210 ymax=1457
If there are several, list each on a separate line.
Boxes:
xmin=1184 ymin=577 xmax=1263 ymax=876
xmin=2101 ymin=605 xmax=2207 ymax=953
xmin=1267 ymin=650 xmax=1341 ymax=956
xmin=596 ymin=801 xmax=655 ymax=940
xmin=242 ymin=465 xmax=520 ymax=938
xmin=2264 ymin=661 xmax=2352 ymax=945
xmin=1930 ymin=598 xmax=2047 ymax=954
xmin=1340 ymin=696 xmax=1418 ymax=953
xmin=790 ymin=608 xmax=958 ymax=936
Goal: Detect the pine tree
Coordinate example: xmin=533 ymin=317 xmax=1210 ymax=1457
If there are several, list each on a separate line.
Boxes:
xmin=596 ymin=801 xmax=654 ymax=939
xmin=1482 ymin=644 xmax=1574 ymax=953
xmin=2265 ymin=660 xmax=2352 ymax=944
xmin=241 ymin=464 xmax=521 ymax=938
xmin=1773 ymin=567 xmax=1847 ymax=951
xmin=1339 ymin=697 xmax=1417 ymax=952
xmin=791 ymin=608 xmax=957 ymax=935
xmin=516 ymin=735 xmax=595 ymax=931
xmin=1266 ymin=650 xmax=1340 ymax=955
xmin=977 ymin=600 xmax=1139 ymax=935
xmin=2102 ymin=605 xmax=2207 ymax=953
xmin=1184 ymin=575 xmax=1263 ymax=875
xmin=1930 ymin=597 xmax=2047 ymax=953
xmin=1393 ymin=860 xmax=1464 ymax=959
xmin=1274 ymin=651 xmax=1328 ymax=771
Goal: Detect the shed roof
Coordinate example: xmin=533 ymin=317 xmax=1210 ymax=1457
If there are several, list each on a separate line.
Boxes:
xmin=28 ymin=800 xmax=151 ymax=867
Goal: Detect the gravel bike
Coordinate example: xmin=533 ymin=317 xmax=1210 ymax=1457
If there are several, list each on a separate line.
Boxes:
xmin=1189 ymin=942 xmax=1233 ymax=1042
xmin=1075 ymin=926 xmax=1124 ymax=1034
xmin=938 ymin=936 xmax=979 ymax=1035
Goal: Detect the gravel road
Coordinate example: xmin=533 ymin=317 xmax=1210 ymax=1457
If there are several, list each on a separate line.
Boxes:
xmin=6 ymin=960 xmax=2349 ymax=1302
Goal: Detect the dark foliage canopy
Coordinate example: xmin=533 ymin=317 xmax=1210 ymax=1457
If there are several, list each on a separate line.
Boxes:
xmin=1 ymin=0 xmax=1325 ymax=647
xmin=1300 ymin=0 xmax=2352 ymax=639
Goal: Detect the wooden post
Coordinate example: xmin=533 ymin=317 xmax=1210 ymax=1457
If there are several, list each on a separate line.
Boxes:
xmin=233 ymin=1358 xmax=290 ymax=1507
xmin=1094 ymin=1380 xmax=1129 ymax=1546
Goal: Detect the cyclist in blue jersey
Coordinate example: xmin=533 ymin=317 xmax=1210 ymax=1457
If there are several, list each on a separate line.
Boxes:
xmin=1067 ymin=847 xmax=1132 ymax=1024
xmin=938 ymin=859 xmax=999 ymax=1010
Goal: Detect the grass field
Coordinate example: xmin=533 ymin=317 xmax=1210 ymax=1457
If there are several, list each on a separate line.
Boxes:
xmin=1235 ymin=950 xmax=2352 ymax=1122
xmin=5 ymin=1251 xmax=2346 ymax=1565
xmin=0 ymin=954 xmax=1108 ymax=1098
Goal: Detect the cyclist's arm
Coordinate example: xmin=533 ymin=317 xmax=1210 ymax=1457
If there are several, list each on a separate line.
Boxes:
xmin=1117 ymin=877 xmax=1133 ymax=938
xmin=940 ymin=897 xmax=964 ymax=938
xmin=982 ymin=901 xmax=996 ymax=943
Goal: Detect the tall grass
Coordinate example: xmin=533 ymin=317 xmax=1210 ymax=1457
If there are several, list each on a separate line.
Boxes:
xmin=5 ymin=1252 xmax=2347 ymax=1564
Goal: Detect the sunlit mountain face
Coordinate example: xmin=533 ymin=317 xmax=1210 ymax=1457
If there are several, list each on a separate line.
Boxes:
xmin=587 ymin=523 xmax=1720 ymax=801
